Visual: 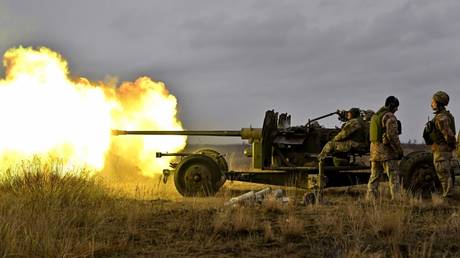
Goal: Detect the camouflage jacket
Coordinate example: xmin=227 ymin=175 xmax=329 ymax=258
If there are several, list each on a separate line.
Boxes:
xmin=370 ymin=112 xmax=402 ymax=161
xmin=333 ymin=117 xmax=365 ymax=142
xmin=457 ymin=130 xmax=460 ymax=159
xmin=432 ymin=109 xmax=456 ymax=162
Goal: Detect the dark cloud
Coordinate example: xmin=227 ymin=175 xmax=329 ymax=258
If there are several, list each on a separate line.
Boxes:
xmin=1 ymin=0 xmax=460 ymax=143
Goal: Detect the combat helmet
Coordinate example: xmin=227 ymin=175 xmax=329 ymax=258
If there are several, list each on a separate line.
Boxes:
xmin=348 ymin=108 xmax=361 ymax=118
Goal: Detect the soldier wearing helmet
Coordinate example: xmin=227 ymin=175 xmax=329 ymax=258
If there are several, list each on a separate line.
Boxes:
xmin=424 ymin=91 xmax=456 ymax=199
xmin=366 ymin=96 xmax=403 ymax=201
xmin=316 ymin=108 xmax=367 ymax=201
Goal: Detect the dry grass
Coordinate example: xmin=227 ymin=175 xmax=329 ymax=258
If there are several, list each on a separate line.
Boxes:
xmin=278 ymin=213 xmax=304 ymax=241
xmin=0 ymin=158 xmax=117 ymax=257
xmin=2 ymin=158 xmax=460 ymax=257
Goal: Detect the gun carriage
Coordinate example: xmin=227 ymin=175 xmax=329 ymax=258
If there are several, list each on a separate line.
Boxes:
xmin=113 ymin=110 xmax=458 ymax=196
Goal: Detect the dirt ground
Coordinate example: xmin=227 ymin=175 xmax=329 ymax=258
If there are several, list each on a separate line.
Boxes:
xmin=2 ymin=144 xmax=460 ymax=257
xmin=95 ymin=179 xmax=460 ymax=258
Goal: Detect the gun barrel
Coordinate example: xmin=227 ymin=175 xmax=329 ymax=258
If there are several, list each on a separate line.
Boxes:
xmin=308 ymin=111 xmax=338 ymax=124
xmin=112 ymin=128 xmax=262 ymax=140
xmin=112 ymin=130 xmax=242 ymax=137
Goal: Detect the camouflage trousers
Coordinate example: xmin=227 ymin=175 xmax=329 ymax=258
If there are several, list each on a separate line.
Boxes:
xmin=318 ymin=140 xmax=354 ymax=161
xmin=434 ymin=160 xmax=453 ymax=198
xmin=317 ymin=140 xmax=363 ymax=198
xmin=316 ymin=141 xmax=348 ymax=197
xmin=367 ymin=160 xmax=400 ymax=200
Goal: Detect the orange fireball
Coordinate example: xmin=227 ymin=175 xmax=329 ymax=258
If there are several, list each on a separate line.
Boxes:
xmin=0 ymin=47 xmax=186 ymax=176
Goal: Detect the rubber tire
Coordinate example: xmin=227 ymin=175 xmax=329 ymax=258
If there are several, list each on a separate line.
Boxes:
xmin=399 ymin=151 xmax=441 ymax=196
xmin=174 ymin=154 xmax=223 ymax=197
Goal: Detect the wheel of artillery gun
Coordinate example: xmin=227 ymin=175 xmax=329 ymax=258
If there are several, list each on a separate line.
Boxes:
xmin=194 ymin=149 xmax=227 ymax=189
xmin=399 ymin=151 xmax=441 ymax=196
xmin=194 ymin=149 xmax=229 ymax=173
xmin=174 ymin=153 xmax=226 ymax=197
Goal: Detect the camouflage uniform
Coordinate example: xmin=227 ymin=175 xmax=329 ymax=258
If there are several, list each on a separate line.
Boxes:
xmin=431 ymin=109 xmax=456 ymax=198
xmin=457 ymin=130 xmax=460 ymax=159
xmin=318 ymin=117 xmax=367 ymax=159
xmin=367 ymin=111 xmax=403 ymax=200
xmin=317 ymin=117 xmax=366 ymax=194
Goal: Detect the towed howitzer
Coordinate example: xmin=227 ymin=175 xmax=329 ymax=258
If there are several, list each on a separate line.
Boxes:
xmin=113 ymin=109 xmax=446 ymax=197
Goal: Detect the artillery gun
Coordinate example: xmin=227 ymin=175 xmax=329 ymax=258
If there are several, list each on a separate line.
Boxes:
xmin=113 ymin=110 xmax=457 ymax=197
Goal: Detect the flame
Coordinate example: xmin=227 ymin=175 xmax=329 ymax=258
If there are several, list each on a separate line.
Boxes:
xmin=110 ymin=77 xmax=187 ymax=177
xmin=0 ymin=46 xmax=186 ymax=176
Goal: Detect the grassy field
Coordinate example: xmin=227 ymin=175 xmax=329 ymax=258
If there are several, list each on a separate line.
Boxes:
xmin=1 ymin=146 xmax=460 ymax=257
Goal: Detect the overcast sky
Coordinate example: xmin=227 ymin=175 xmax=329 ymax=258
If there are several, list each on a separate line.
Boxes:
xmin=1 ymin=0 xmax=460 ymax=143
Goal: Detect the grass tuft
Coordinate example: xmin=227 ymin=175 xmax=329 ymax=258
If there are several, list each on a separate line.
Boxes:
xmin=0 ymin=158 xmax=116 ymax=257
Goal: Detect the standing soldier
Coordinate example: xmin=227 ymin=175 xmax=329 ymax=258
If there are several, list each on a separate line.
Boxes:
xmin=316 ymin=108 xmax=367 ymax=201
xmin=423 ymin=91 xmax=456 ymax=199
xmin=367 ymin=96 xmax=403 ymax=201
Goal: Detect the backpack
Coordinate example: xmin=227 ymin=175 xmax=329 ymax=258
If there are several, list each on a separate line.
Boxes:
xmin=369 ymin=107 xmax=389 ymax=143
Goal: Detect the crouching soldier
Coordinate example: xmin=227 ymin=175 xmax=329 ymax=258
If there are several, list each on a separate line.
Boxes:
xmin=367 ymin=96 xmax=403 ymax=201
xmin=423 ymin=91 xmax=456 ymax=199
xmin=316 ymin=108 xmax=367 ymax=200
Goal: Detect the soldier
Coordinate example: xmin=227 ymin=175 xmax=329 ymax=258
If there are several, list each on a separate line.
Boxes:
xmin=423 ymin=91 xmax=456 ymax=199
xmin=316 ymin=108 xmax=367 ymax=200
xmin=367 ymin=96 xmax=403 ymax=201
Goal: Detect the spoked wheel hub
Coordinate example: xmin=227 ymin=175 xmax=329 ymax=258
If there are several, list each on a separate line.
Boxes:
xmin=174 ymin=154 xmax=225 ymax=197
xmin=185 ymin=164 xmax=209 ymax=184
